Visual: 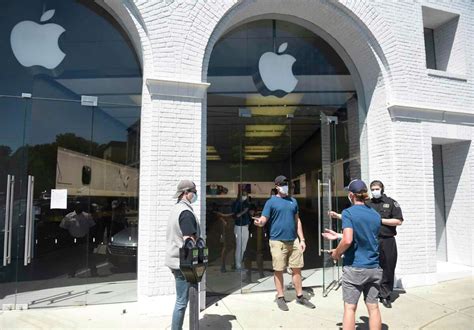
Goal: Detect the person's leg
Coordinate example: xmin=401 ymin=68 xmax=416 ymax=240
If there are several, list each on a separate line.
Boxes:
xmin=171 ymin=270 xmax=190 ymax=330
xmin=378 ymin=238 xmax=389 ymax=299
xmin=363 ymin=267 xmax=383 ymax=329
xmin=240 ymin=225 xmax=249 ymax=266
xmin=366 ymin=303 xmax=382 ymax=330
xmin=274 ymin=270 xmax=285 ymax=297
xmin=343 ymin=303 xmax=357 ymax=330
xmin=291 ymin=267 xmax=303 ymax=296
xmin=234 ymin=226 xmax=242 ymax=269
xmin=385 ymin=238 xmax=397 ymax=299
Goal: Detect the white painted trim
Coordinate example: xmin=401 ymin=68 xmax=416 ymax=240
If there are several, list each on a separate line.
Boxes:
xmin=427 ymin=69 xmax=468 ymax=82
xmin=146 ymin=78 xmax=210 ymax=99
xmin=388 ymin=103 xmax=474 ymax=126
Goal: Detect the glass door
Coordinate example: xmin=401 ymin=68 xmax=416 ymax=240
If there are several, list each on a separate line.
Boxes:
xmin=0 ymin=96 xmax=29 ymax=309
xmin=13 ymin=97 xmax=92 ymax=308
xmin=239 ymin=109 xmax=292 ymax=294
xmin=9 ymin=95 xmax=141 ymax=308
xmin=319 ymin=113 xmax=341 ymax=297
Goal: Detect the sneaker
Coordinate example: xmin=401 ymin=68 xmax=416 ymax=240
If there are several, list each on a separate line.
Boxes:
xmin=296 ymin=296 xmax=315 ymax=309
xmin=276 ymin=296 xmax=289 ymax=311
xmin=380 ymin=298 xmax=392 ymax=308
xmin=220 ymin=265 xmax=226 ymax=273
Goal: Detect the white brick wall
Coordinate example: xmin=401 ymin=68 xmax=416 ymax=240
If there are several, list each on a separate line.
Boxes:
xmin=104 ymin=0 xmax=473 ymax=297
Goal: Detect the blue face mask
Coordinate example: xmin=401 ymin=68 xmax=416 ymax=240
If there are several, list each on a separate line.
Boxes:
xmin=190 ymin=192 xmax=198 ymax=204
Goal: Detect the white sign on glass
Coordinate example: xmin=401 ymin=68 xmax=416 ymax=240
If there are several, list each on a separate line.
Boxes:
xmin=51 ymin=189 xmax=68 ymax=209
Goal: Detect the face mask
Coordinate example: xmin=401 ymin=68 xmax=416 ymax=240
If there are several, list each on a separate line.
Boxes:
xmin=371 ymin=190 xmax=382 ymax=199
xmin=241 ymin=196 xmax=247 ymax=201
xmin=347 ymin=194 xmax=353 ymax=205
xmin=190 ymin=192 xmax=198 ymax=204
xmin=278 ymin=185 xmax=289 ymax=195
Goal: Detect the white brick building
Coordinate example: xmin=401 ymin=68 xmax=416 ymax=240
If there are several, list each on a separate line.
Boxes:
xmin=0 ymin=0 xmax=472 ymax=308
xmin=111 ymin=0 xmax=473 ymax=300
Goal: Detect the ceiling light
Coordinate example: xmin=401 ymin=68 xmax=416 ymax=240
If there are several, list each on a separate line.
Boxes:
xmin=245 ymin=125 xmax=286 ymax=137
xmin=207 ymin=155 xmax=221 ymax=160
xmin=244 ymin=146 xmax=274 ymax=153
xmin=207 ymin=146 xmax=217 ymax=153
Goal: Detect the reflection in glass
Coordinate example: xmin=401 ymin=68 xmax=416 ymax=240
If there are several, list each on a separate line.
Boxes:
xmin=0 ymin=0 xmax=141 ymax=308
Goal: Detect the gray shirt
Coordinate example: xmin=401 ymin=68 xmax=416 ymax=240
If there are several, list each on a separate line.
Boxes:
xmin=60 ymin=211 xmax=95 ymax=238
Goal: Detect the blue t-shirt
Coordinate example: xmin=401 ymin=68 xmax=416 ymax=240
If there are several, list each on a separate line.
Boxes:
xmin=262 ymin=196 xmax=298 ymax=241
xmin=341 ymin=205 xmax=381 ymax=268
xmin=232 ymin=199 xmax=251 ymax=226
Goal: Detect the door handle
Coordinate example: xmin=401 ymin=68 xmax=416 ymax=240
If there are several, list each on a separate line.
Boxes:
xmin=328 ymin=179 xmax=332 ymax=250
xmin=3 ymin=175 xmax=14 ymax=266
xmin=317 ymin=179 xmax=321 ymax=257
xmin=24 ymin=175 xmax=34 ymax=266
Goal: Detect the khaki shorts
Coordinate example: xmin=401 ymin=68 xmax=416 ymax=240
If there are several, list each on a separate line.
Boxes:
xmin=269 ymin=239 xmax=304 ymax=271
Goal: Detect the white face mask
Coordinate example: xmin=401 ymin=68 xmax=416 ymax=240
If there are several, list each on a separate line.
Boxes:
xmin=241 ymin=196 xmax=248 ymax=201
xmin=371 ymin=189 xmax=382 ymax=199
xmin=190 ymin=192 xmax=198 ymax=204
xmin=347 ymin=194 xmax=353 ymax=205
xmin=278 ymin=185 xmax=289 ymax=195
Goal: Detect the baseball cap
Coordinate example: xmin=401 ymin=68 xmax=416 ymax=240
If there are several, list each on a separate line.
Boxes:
xmin=274 ymin=175 xmax=288 ymax=186
xmin=345 ymin=179 xmax=367 ymax=193
xmin=173 ymin=180 xmax=196 ymax=198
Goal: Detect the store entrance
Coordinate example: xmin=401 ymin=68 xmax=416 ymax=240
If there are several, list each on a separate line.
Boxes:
xmin=205 ymin=19 xmax=361 ymax=296
xmin=206 ymin=103 xmax=360 ymax=296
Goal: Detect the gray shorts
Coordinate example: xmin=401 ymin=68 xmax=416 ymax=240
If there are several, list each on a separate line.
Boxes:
xmin=342 ymin=266 xmax=383 ymax=305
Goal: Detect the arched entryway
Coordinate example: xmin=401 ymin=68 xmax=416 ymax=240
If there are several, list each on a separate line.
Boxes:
xmin=0 ymin=0 xmax=142 ymax=308
xmin=205 ymin=18 xmax=362 ymax=297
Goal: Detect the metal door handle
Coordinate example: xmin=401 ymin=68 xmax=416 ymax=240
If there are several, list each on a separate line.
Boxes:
xmin=328 ymin=179 xmax=332 ymax=250
xmin=24 ymin=175 xmax=34 ymax=266
xmin=317 ymin=179 xmax=321 ymax=256
xmin=3 ymin=175 xmax=14 ymax=266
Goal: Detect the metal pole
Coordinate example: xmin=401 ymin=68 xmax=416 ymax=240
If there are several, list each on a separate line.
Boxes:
xmin=189 ymin=283 xmax=199 ymax=330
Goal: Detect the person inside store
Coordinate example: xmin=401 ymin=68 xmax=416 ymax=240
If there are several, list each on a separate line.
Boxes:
xmin=214 ymin=207 xmax=236 ymax=273
xmin=232 ymin=189 xmax=251 ymax=271
xmin=60 ymin=200 xmax=97 ymax=277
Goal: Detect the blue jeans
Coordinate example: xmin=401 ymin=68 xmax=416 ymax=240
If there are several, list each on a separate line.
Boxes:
xmin=171 ymin=269 xmax=190 ymax=330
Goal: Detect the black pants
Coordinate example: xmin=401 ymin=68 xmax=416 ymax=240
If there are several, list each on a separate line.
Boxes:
xmin=378 ymin=237 xmax=397 ymax=299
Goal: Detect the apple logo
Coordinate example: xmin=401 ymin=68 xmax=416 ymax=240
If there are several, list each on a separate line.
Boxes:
xmin=10 ymin=9 xmax=66 ymax=70
xmin=253 ymin=42 xmax=298 ymax=98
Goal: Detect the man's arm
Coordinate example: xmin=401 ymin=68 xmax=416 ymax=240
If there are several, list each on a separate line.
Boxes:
xmin=383 ymin=199 xmax=404 ymax=226
xmin=295 ymin=213 xmax=306 ymax=252
xmin=381 ymin=218 xmax=402 ymax=226
xmin=331 ymin=227 xmax=353 ymax=260
xmin=180 ymin=211 xmax=198 ymax=242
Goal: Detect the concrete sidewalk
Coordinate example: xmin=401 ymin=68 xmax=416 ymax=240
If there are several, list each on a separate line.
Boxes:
xmin=1 ymin=276 xmax=472 ymax=329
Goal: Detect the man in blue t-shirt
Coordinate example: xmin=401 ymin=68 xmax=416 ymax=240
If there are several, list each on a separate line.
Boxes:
xmin=254 ymin=175 xmax=315 ymax=311
xmin=329 ymin=179 xmax=383 ymax=330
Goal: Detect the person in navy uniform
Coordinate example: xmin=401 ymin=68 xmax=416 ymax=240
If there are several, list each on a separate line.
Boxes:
xmin=366 ymin=180 xmax=404 ymax=308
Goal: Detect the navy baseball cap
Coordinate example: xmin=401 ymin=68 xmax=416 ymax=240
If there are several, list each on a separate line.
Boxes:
xmin=274 ymin=175 xmax=288 ymax=186
xmin=345 ymin=179 xmax=367 ymax=193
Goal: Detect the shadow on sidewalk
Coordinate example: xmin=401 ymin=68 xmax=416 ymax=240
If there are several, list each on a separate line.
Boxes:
xmin=200 ymin=314 xmax=237 ymax=329
xmin=337 ymin=317 xmax=389 ymax=330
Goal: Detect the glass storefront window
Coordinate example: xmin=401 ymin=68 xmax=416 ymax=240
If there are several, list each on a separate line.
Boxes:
xmin=0 ymin=0 xmax=141 ymax=308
